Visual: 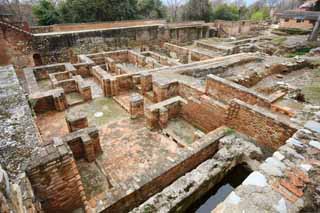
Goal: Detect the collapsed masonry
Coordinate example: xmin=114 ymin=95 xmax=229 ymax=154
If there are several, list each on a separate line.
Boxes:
xmin=1 ymin=19 xmax=320 ymax=213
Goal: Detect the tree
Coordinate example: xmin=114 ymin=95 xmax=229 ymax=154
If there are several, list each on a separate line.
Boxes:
xmin=166 ymin=0 xmax=183 ymax=22
xmin=32 ymin=0 xmax=60 ymax=25
xmin=45 ymin=0 xmax=140 ymax=24
xmin=212 ymin=4 xmax=240 ymax=21
xmin=250 ymin=11 xmax=264 ymax=20
xmin=137 ymin=0 xmax=166 ymax=19
xmin=182 ymin=0 xmax=214 ymax=22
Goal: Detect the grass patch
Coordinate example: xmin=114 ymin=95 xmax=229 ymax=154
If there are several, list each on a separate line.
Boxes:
xmin=302 ymin=69 xmax=320 ymax=105
xmin=143 ymin=204 xmax=156 ymax=213
xmin=275 ymin=28 xmax=311 ymax=35
xmin=287 ymin=47 xmax=312 ymax=58
xmin=225 ymin=128 xmax=235 ymax=135
xmin=272 ymin=36 xmax=286 ymax=45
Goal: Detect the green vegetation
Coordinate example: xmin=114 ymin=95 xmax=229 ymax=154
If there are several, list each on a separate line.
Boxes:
xmin=32 ymin=0 xmax=60 ymax=25
xmin=33 ymin=0 xmax=272 ymax=25
xmin=33 ymin=0 xmax=166 ymax=25
xmin=211 ymin=4 xmax=239 ymax=21
xmin=286 ymin=47 xmax=312 ymax=58
xmin=276 ymin=28 xmax=311 ymax=35
xmin=182 ymin=0 xmax=214 ymax=22
xmin=225 ymin=128 xmax=235 ymax=135
xmin=143 ymin=204 xmax=157 ymax=213
xmin=271 ymin=36 xmax=286 ymax=45
xmin=250 ymin=7 xmax=269 ymax=21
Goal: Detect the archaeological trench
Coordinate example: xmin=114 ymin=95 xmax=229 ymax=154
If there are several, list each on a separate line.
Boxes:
xmin=1 ymin=19 xmax=320 ymax=213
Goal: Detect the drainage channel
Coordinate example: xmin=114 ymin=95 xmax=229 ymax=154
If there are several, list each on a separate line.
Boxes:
xmin=187 ymin=164 xmax=252 ymax=213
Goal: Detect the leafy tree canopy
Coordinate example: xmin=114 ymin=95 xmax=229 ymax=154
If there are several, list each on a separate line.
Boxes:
xmin=212 ymin=4 xmax=240 ymax=21
xmin=32 ymin=0 xmax=60 ymax=25
xmin=33 ymin=0 xmax=166 ymax=25
xmin=137 ymin=0 xmax=166 ymax=19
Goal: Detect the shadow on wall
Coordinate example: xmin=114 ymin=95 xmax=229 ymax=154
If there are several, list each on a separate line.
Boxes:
xmin=33 ymin=53 xmax=43 ymax=66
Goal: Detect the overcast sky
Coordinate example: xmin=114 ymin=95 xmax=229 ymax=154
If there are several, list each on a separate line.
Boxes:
xmin=161 ymin=0 xmax=257 ymax=6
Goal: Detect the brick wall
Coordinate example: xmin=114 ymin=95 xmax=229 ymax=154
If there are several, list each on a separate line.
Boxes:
xmin=26 ymin=140 xmax=87 ymax=212
xmin=226 ymin=99 xmax=299 ymax=149
xmin=163 ymin=43 xmax=190 ymax=63
xmin=62 ymin=127 xmax=102 ymax=162
xmin=181 ymin=95 xmax=228 ymax=133
xmin=153 ymin=80 xmax=179 ymax=102
xmin=205 ymin=74 xmax=271 ymax=108
xmin=279 ymin=18 xmax=314 ymax=30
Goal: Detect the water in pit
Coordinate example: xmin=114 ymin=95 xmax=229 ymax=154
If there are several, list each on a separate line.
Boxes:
xmin=187 ymin=164 xmax=252 ymax=213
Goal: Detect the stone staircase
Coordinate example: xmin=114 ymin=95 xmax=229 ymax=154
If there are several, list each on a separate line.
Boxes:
xmin=0 ymin=20 xmax=33 ymax=37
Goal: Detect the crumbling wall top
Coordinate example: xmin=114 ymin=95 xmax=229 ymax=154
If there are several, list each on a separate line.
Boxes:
xmin=0 ymin=65 xmax=41 ymax=179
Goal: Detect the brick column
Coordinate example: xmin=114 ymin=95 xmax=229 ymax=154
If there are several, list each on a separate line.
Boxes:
xmin=65 ymin=111 xmax=88 ymax=132
xmin=103 ymin=79 xmax=112 ymax=97
xmin=26 ymin=138 xmax=87 ymax=213
xmin=130 ymin=93 xmax=144 ymax=119
xmin=145 ymin=110 xmax=159 ymax=130
xmin=53 ymin=89 xmax=67 ymax=111
xmin=159 ymin=107 xmax=169 ymax=128
xmin=140 ymin=72 xmax=152 ymax=94
xmin=110 ymin=78 xmax=119 ymax=96
xmin=82 ymin=135 xmax=95 ymax=162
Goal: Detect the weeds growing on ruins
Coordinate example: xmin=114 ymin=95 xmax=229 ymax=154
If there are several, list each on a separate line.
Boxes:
xmin=1 ymin=0 xmax=320 ymax=213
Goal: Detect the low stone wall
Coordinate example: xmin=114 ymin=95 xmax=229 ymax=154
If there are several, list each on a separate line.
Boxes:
xmin=214 ymin=114 xmax=320 ymax=212
xmin=29 ymin=88 xmax=67 ymax=113
xmin=31 ymin=63 xmax=76 ymax=81
xmin=31 ymin=19 xmax=167 ymax=33
xmin=211 ymin=20 xmax=261 ymax=37
xmin=205 ymin=74 xmax=271 ymax=108
xmin=195 ymin=41 xmax=233 ymax=54
xmin=141 ymin=51 xmax=180 ymax=66
xmin=163 ymin=43 xmax=190 ymax=63
xmin=73 ymin=75 xmax=92 ymax=101
xmin=226 ymin=99 xmax=299 ymax=149
xmin=73 ymin=62 xmax=91 ymax=77
xmin=91 ymin=66 xmax=115 ymax=96
xmin=32 ymin=24 xmax=164 ymax=65
xmin=0 ymin=65 xmax=41 ymax=212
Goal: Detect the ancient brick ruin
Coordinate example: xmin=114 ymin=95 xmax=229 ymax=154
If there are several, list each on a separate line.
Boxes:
xmin=1 ymin=19 xmax=320 ymax=213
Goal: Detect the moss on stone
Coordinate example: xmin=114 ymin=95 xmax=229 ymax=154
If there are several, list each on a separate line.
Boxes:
xmin=271 ymin=37 xmax=286 ymax=45
xmin=142 ymin=204 xmax=156 ymax=213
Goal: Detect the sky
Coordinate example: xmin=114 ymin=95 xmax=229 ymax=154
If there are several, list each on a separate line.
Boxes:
xmin=162 ymin=0 xmax=258 ymax=6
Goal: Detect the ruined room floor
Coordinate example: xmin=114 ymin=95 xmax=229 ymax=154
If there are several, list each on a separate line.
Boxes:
xmin=66 ymin=92 xmax=85 ymax=106
xmin=119 ymin=63 xmax=150 ymax=74
xmin=113 ymin=90 xmax=155 ymax=112
xmin=78 ymin=118 xmax=182 ymax=201
xmin=35 ymin=97 xmax=129 ymax=143
xmin=253 ymin=67 xmax=320 ymax=105
xmin=37 ymin=79 xmax=52 ymax=92
xmin=164 ymin=118 xmax=203 ymax=145
xmin=217 ymin=56 xmax=289 ymax=80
